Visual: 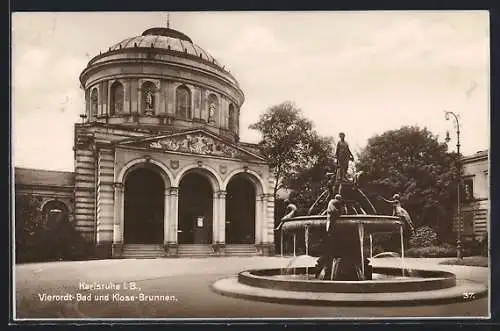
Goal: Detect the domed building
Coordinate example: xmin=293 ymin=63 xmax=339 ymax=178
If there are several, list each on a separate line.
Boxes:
xmin=15 ymin=25 xmax=276 ymax=258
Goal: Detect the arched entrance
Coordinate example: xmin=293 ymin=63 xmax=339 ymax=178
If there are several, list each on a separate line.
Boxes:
xmin=225 ymin=175 xmax=256 ymax=244
xmin=42 ymin=200 xmax=69 ymax=227
xmin=124 ymin=167 xmax=165 ymax=244
xmin=178 ymin=172 xmax=213 ymax=244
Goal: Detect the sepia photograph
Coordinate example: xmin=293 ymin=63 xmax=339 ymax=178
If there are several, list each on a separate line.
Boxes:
xmin=12 ymin=10 xmax=490 ymax=320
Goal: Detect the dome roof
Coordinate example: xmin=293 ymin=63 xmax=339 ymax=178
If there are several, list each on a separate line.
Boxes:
xmin=107 ymin=27 xmax=223 ymax=67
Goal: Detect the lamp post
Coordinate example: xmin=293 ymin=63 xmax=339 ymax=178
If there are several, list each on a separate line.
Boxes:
xmin=444 ymin=110 xmax=463 ymax=260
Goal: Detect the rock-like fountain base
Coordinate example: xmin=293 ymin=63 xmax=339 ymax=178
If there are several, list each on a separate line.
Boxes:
xmin=212 ymin=264 xmax=487 ymax=306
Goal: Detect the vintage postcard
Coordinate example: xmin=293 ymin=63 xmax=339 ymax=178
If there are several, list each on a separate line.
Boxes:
xmin=12 ymin=11 xmax=490 ymax=321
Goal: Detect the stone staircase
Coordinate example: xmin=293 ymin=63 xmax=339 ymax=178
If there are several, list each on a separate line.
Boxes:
xmin=177 ymin=244 xmax=214 ymax=257
xmin=121 ymin=244 xmax=165 ymax=259
xmin=224 ymin=244 xmax=259 ymax=256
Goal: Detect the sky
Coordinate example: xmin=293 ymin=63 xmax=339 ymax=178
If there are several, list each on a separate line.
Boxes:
xmin=12 ymin=11 xmax=490 ymax=171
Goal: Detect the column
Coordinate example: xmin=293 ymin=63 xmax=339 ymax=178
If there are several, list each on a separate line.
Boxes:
xmin=212 ymin=192 xmax=219 ymax=243
xmin=113 ymin=182 xmax=124 ymax=243
xmin=255 ymin=194 xmax=264 ymax=244
xmin=169 ymin=187 xmax=179 ymax=244
xmin=263 ymin=193 xmax=274 ymax=243
xmin=154 ymin=89 xmax=160 ymax=116
xmin=163 ymin=188 xmax=170 ymax=245
xmin=137 ymin=88 xmax=143 ymax=115
xmin=216 ymin=190 xmax=227 ymax=244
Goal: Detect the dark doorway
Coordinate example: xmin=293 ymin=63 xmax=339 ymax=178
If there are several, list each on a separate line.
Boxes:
xmin=226 ymin=175 xmax=256 ymax=244
xmin=178 ymin=172 xmax=213 ymax=244
xmin=124 ymin=167 xmax=164 ymax=244
xmin=42 ymin=200 xmax=69 ymax=227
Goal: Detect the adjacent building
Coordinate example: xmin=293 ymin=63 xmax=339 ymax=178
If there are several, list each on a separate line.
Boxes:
xmin=457 ymin=149 xmax=489 ymax=241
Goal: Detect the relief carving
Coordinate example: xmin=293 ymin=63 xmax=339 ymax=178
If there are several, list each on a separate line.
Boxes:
xmin=146 ymin=134 xmax=243 ymax=159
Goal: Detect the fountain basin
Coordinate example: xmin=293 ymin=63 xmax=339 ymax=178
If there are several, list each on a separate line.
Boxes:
xmin=212 ymin=265 xmax=488 ymax=306
xmin=281 ymin=215 xmax=403 ymax=234
xmin=238 ymin=267 xmax=456 ymax=293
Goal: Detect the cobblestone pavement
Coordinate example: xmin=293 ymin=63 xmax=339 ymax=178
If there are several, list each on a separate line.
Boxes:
xmin=14 ymin=256 xmax=489 ymax=320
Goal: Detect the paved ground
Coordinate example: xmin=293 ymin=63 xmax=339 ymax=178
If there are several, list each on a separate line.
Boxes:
xmin=14 ymin=256 xmax=489 ymax=320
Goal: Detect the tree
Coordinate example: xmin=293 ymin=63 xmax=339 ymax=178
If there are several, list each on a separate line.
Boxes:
xmin=356 ymin=126 xmax=460 ymax=240
xmin=286 ymin=133 xmax=336 ymax=214
xmin=249 ymin=101 xmax=318 ymax=200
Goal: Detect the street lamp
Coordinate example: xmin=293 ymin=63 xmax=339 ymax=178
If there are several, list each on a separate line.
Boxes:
xmin=444 ymin=110 xmax=463 ymax=260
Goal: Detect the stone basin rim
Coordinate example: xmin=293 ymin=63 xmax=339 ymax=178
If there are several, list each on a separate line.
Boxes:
xmin=238 ymin=267 xmax=457 ymax=293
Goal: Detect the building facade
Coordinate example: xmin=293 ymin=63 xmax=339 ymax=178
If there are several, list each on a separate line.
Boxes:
xmin=456 ymin=150 xmax=489 ymax=240
xmin=15 ymin=25 xmax=276 ymax=258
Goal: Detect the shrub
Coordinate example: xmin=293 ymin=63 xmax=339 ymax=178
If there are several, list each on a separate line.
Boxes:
xmin=408 ymin=226 xmax=438 ymax=248
xmin=405 ymin=243 xmax=456 ymax=258
xmin=15 ymin=196 xmax=94 ymax=263
xmin=481 ymin=234 xmax=489 ymax=257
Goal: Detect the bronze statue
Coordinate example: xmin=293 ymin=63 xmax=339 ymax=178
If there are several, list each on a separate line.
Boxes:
xmin=315 ymin=194 xmax=343 ymax=278
xmin=335 ymin=132 xmax=354 ymax=181
xmin=379 ymin=193 xmax=416 ymax=234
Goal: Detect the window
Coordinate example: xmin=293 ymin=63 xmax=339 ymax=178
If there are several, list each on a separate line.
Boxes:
xmin=228 ymin=103 xmax=235 ymax=131
xmin=90 ymin=88 xmax=98 ymax=117
xmin=176 ymin=85 xmax=191 ymax=119
xmin=110 ymin=82 xmax=124 ymax=115
xmin=463 ymin=178 xmax=474 ymax=201
xmin=207 ymin=94 xmax=218 ymax=123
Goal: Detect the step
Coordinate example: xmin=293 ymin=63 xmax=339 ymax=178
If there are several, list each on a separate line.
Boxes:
xmin=121 ymin=244 xmax=165 ymax=258
xmin=224 ymin=245 xmax=258 ymax=256
xmin=177 ymin=245 xmax=214 ymax=257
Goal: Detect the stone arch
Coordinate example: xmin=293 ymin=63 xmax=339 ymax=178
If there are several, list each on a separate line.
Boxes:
xmin=40 ymin=199 xmax=71 ymax=226
xmin=224 ymin=170 xmax=265 ymax=244
xmin=116 ymin=157 xmax=174 ymax=186
xmin=40 ymin=198 xmax=72 ymax=216
xmin=123 ymin=165 xmax=166 ymax=244
xmin=174 ymin=163 xmax=222 ymax=191
xmin=222 ymin=168 xmax=266 ymax=195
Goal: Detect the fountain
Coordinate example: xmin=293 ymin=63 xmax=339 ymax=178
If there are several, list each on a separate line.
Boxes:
xmin=212 ymin=139 xmax=487 ymax=306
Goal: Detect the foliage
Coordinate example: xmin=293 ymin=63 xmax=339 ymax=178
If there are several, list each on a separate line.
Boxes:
xmin=405 ymin=244 xmax=457 ymax=258
xmin=481 ymin=234 xmax=489 ymax=257
xmin=439 ymin=256 xmax=488 ymax=267
xmin=408 ymin=226 xmax=438 ymax=248
xmin=15 ymin=195 xmax=93 ymax=263
xmin=462 ymin=234 xmax=489 ymax=257
xmin=286 ymin=133 xmax=336 ymax=214
xmin=356 ymin=126 xmax=460 ymax=237
xmin=250 ymin=101 xmax=334 ymax=201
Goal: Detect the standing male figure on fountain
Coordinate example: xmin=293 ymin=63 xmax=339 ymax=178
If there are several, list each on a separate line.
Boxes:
xmin=336 ymin=132 xmax=354 ymax=182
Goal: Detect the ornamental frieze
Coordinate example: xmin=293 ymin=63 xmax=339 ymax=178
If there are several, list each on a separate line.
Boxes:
xmin=145 ymin=134 xmax=245 ymax=159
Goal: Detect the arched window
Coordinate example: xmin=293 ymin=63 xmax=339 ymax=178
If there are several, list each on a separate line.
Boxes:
xmin=110 ymin=81 xmax=124 ymax=116
xmin=228 ymin=103 xmax=235 ymax=131
xmin=142 ymin=81 xmax=156 ymax=115
xmin=176 ymin=85 xmax=191 ymax=119
xmin=90 ymin=88 xmax=98 ymax=117
xmin=42 ymin=200 xmax=69 ymax=227
xmin=207 ymin=94 xmax=219 ymax=123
